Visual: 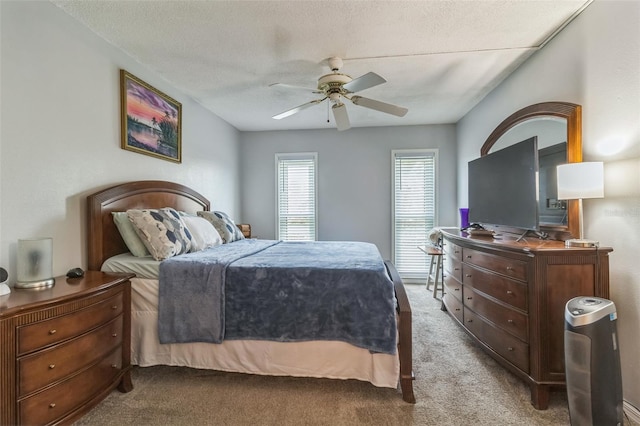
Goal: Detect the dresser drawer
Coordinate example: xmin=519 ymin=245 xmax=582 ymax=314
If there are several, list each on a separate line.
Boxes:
xmin=462 ymin=248 xmax=527 ymax=281
xmin=19 ymin=315 xmax=123 ymax=396
xmin=443 ymin=292 xmax=464 ymax=324
xmin=18 ymin=291 xmax=123 ymax=355
xmin=443 ymin=275 xmax=463 ymax=302
xmin=462 ymin=264 xmax=528 ymax=311
xmin=444 ymin=254 xmax=462 ymax=282
xmin=443 ymin=240 xmax=462 ymax=261
xmin=464 ymin=288 xmax=528 ymax=342
xmin=464 ymin=308 xmax=529 ymax=373
xmin=19 ymin=347 xmax=123 ymax=426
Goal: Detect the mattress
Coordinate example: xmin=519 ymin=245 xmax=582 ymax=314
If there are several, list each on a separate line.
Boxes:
xmin=102 ymin=254 xmax=399 ymax=388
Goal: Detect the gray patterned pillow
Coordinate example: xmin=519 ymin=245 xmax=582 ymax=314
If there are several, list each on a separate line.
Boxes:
xmin=197 ymin=211 xmax=245 ymax=244
xmin=127 ymin=208 xmax=193 ymax=260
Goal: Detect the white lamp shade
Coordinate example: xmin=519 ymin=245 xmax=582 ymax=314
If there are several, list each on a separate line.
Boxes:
xmin=557 ymin=162 xmax=604 ymax=200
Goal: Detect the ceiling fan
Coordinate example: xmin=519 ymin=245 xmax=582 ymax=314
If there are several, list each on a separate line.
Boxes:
xmin=270 ymin=57 xmax=408 ymax=131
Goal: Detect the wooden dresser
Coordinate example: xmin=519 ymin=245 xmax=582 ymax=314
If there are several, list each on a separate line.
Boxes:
xmin=0 ymin=271 xmax=135 ymax=425
xmin=440 ymin=229 xmax=611 ymax=410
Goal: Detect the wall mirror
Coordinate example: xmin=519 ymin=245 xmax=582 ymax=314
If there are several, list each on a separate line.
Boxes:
xmin=480 ymin=102 xmax=582 ymax=239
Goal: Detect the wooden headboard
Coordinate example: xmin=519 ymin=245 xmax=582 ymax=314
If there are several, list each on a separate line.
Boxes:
xmin=87 ymin=180 xmax=210 ymax=270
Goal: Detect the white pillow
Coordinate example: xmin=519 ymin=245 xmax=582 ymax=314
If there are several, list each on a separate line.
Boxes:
xmin=127 ymin=208 xmax=193 ymax=261
xmin=181 ymin=215 xmax=223 ymax=252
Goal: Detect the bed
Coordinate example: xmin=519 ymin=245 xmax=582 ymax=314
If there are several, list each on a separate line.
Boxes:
xmin=87 ymin=180 xmax=415 ymax=403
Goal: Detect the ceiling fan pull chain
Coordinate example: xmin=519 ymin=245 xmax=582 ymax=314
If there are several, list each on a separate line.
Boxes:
xmin=327 ymin=100 xmax=330 ymax=123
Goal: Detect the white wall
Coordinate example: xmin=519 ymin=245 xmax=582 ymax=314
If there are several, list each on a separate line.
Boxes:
xmin=239 ymin=125 xmax=457 ymax=260
xmin=457 ymin=0 xmax=640 ymax=412
xmin=0 ymin=1 xmax=240 ymax=280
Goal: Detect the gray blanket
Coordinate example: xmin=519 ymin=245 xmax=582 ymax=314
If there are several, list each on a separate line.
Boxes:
xmin=158 ymin=240 xmax=397 ymax=354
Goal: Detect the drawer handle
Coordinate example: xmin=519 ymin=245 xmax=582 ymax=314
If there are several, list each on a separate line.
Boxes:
xmin=466 ymin=319 xmax=473 ymax=323
xmin=455 ymin=308 xmax=461 ymax=311
xmin=465 ymin=274 xmax=472 ymax=278
xmin=454 ymin=250 xmax=459 ymax=254
xmin=507 ymin=347 xmax=514 ymax=351
xmin=111 ymin=305 xmax=118 ymax=310
xmin=454 ymin=288 xmax=460 ymax=291
xmin=112 ymin=333 xmax=118 ymax=337
xmin=466 ymin=297 xmax=472 ymax=300
xmin=506 ymin=266 xmax=513 ymax=271
xmin=466 ymin=255 xmax=472 ymax=259
xmin=507 ymin=319 xmax=514 ymax=324
xmin=49 ymin=403 xmax=56 ymax=409
xmin=48 ymin=329 xmax=57 ymax=335
xmin=454 ymin=268 xmax=460 ymax=271
xmin=49 ymin=364 xmax=55 ymax=369
xmin=111 ymin=364 xmax=118 ymax=369
xmin=506 ymin=290 xmax=513 ymax=295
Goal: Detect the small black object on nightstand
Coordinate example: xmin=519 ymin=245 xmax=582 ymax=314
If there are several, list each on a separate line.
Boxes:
xmin=66 ymin=267 xmax=84 ymax=278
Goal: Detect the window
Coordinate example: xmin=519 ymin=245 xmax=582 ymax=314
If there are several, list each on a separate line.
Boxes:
xmin=276 ymin=153 xmax=317 ymax=241
xmin=392 ymin=149 xmax=438 ymax=282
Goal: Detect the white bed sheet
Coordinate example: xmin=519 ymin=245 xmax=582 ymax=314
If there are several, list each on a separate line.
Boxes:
xmin=103 ymin=254 xmax=399 ymax=389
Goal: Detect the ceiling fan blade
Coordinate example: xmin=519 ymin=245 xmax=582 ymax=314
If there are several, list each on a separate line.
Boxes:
xmin=342 ymin=72 xmax=386 ymax=93
xmin=269 ymin=82 xmax=321 ymax=94
xmin=273 ymin=98 xmax=326 ymax=120
xmin=350 ymin=95 xmax=408 ymax=117
xmin=332 ymin=103 xmax=350 ymax=131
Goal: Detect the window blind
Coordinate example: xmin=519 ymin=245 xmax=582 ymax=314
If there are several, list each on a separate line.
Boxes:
xmin=393 ymin=150 xmax=437 ymax=281
xmin=276 ymin=153 xmax=317 ymax=241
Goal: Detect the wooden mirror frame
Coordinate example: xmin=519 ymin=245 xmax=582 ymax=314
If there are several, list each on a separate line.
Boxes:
xmin=480 ymin=102 xmax=582 ymax=240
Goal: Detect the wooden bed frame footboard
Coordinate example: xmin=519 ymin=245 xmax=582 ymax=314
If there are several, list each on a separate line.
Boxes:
xmin=385 ymin=261 xmax=416 ymax=403
xmin=87 ymin=180 xmax=415 ymax=403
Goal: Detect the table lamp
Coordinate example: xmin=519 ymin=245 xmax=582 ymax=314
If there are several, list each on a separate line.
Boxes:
xmin=557 ymin=162 xmax=604 ymax=248
xmin=15 ymin=237 xmax=55 ymax=289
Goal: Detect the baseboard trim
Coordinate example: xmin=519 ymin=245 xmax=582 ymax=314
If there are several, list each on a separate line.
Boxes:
xmin=624 ymin=400 xmax=640 ymax=424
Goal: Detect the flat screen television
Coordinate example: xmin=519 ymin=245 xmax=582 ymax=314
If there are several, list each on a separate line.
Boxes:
xmin=468 ymin=137 xmax=539 ymax=231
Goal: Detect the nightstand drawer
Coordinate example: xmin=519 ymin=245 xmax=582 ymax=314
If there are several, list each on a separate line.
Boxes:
xmin=19 ymin=347 xmax=123 ymax=426
xmin=18 ymin=291 xmax=123 ymax=355
xmin=19 ymin=315 xmax=123 ymax=396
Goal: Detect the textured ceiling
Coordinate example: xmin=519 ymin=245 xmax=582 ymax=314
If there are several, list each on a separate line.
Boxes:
xmin=52 ymin=0 xmax=591 ymax=131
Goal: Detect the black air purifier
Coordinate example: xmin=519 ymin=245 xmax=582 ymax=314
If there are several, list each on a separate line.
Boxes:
xmin=564 ymin=296 xmax=623 ymax=426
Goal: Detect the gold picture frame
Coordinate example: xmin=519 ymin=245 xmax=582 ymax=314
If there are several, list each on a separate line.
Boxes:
xmin=120 ymin=70 xmax=182 ymax=163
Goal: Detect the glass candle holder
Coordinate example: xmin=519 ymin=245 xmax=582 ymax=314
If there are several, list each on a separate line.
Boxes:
xmin=15 ymin=238 xmax=55 ymax=289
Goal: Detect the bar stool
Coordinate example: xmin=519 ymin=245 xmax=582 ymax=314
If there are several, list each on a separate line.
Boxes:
xmin=418 ymin=245 xmax=444 ymax=298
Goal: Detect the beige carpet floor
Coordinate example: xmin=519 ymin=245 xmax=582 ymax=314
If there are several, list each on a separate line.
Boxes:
xmin=75 ymin=284 xmax=629 ymax=425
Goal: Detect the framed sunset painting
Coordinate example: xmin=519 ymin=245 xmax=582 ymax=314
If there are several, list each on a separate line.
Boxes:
xmin=120 ymin=70 xmax=182 ymax=163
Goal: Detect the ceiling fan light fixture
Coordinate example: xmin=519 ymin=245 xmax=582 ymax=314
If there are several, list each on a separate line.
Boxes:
xmin=332 ymin=102 xmax=350 ymax=131
xmin=269 ymin=56 xmax=408 ymax=128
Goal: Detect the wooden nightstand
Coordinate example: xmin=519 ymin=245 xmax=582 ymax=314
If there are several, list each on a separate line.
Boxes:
xmin=0 ymin=271 xmax=135 ymax=425
xmin=236 ymin=223 xmax=251 ymax=238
